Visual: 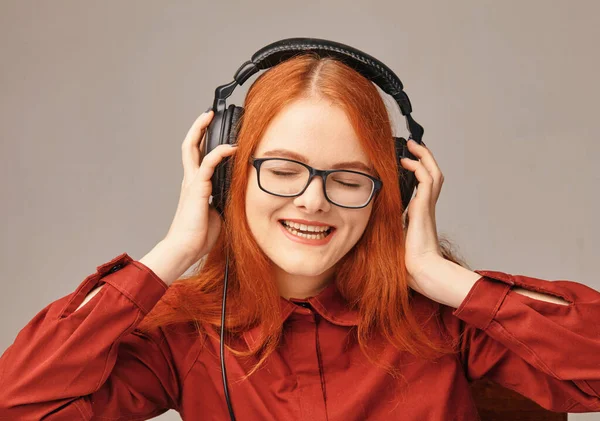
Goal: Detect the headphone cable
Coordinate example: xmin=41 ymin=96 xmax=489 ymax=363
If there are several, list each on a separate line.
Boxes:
xmin=221 ymin=249 xmax=237 ymax=420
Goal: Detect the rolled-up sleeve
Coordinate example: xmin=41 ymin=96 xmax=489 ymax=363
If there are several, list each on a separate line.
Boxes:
xmin=442 ymin=269 xmax=600 ymax=413
xmin=0 ymin=253 xmax=179 ymax=420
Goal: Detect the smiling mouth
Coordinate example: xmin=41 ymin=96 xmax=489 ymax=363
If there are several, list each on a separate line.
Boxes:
xmin=278 ymin=220 xmax=335 ymax=239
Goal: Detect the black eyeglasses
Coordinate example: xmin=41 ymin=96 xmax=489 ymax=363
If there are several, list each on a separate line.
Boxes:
xmin=249 ymin=157 xmax=382 ymax=209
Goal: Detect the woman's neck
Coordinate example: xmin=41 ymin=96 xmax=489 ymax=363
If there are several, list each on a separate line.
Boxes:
xmin=274 ymin=266 xmax=336 ymax=300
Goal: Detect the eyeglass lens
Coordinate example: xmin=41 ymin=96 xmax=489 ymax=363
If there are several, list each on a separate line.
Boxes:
xmin=258 ymin=159 xmax=374 ymax=207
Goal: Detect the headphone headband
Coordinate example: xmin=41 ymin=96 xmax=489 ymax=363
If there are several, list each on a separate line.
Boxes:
xmin=239 ymin=38 xmax=408 ymax=110
xmin=214 ymin=37 xmax=423 ymax=141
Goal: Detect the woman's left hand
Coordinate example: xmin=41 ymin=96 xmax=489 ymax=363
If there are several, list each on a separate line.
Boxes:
xmin=399 ymin=139 xmax=445 ymax=293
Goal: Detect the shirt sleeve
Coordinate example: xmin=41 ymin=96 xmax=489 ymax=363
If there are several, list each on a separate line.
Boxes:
xmin=441 ymin=269 xmax=600 ymax=413
xmin=0 ymin=252 xmax=180 ymax=420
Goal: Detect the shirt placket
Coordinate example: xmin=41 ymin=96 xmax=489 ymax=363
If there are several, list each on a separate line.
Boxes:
xmin=289 ymin=302 xmax=329 ymax=421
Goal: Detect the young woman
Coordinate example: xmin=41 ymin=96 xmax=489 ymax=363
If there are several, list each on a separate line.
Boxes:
xmin=1 ymin=53 xmax=599 ymax=420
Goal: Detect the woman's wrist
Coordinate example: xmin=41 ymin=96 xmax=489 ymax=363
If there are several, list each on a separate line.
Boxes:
xmin=138 ymin=240 xmax=198 ymax=286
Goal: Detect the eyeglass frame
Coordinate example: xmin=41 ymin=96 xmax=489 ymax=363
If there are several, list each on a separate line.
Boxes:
xmin=248 ymin=156 xmax=383 ymax=209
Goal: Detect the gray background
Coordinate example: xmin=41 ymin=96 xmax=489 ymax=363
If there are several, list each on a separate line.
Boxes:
xmin=1 ymin=1 xmax=598 ymax=420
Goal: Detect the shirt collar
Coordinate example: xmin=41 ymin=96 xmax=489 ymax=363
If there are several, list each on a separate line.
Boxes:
xmin=242 ymin=282 xmax=359 ymax=352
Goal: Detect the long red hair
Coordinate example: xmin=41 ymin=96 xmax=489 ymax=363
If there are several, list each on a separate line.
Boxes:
xmin=138 ymin=53 xmax=468 ymax=378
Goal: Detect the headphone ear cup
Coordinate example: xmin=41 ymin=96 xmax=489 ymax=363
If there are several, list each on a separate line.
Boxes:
xmin=212 ymin=105 xmax=244 ymax=215
xmin=394 ymin=136 xmax=417 ymax=212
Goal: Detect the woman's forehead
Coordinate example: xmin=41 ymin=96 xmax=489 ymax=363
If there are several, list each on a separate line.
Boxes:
xmin=254 ymin=103 xmax=371 ymax=167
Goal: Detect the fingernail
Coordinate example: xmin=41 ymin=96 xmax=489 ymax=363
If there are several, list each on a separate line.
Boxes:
xmin=205 ymin=106 xmax=213 ymax=114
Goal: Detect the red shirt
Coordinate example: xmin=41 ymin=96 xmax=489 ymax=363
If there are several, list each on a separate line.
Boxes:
xmin=0 ymin=252 xmax=599 ymax=420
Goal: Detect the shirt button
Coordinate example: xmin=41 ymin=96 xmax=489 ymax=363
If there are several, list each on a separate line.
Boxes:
xmin=107 ymin=263 xmax=124 ymax=274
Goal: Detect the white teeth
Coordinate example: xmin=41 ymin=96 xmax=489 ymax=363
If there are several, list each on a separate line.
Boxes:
xmin=281 ymin=220 xmax=331 ymax=233
xmin=282 ymin=224 xmax=329 ymax=240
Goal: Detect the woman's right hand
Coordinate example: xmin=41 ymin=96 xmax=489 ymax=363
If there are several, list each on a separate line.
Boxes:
xmin=162 ymin=109 xmax=238 ymax=263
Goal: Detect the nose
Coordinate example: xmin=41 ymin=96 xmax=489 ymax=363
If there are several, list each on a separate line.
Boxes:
xmin=292 ymin=175 xmax=331 ymax=213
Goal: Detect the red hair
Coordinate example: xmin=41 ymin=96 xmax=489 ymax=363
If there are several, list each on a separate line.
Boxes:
xmin=138 ymin=53 xmax=468 ymax=379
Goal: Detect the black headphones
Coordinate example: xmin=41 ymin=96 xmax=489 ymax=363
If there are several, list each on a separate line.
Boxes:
xmin=203 ymin=37 xmax=426 ymax=421
xmin=204 ymin=37 xmax=425 ymax=217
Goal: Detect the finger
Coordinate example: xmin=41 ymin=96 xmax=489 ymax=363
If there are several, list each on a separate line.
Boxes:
xmin=406 ymin=140 xmax=442 ymax=180
xmin=406 ymin=140 xmax=444 ymax=201
xmin=195 ymin=144 xmax=238 ymax=187
xmin=182 ymin=111 xmax=213 ymax=180
xmin=400 ymin=158 xmax=433 ymax=204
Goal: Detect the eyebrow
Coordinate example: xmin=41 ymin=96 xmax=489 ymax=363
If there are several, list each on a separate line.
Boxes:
xmin=261 ymin=149 xmax=376 ymax=175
